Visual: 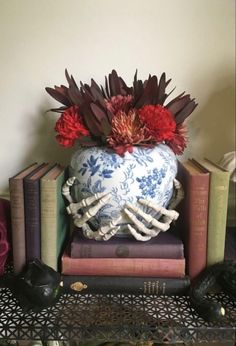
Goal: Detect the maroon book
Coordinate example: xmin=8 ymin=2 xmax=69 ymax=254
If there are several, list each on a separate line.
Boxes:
xmin=70 ymin=229 xmax=184 ymax=259
xmin=177 ymin=160 xmax=209 ymax=280
xmin=24 ymin=163 xmax=53 ymax=261
xmin=62 ymin=246 xmax=185 ymax=277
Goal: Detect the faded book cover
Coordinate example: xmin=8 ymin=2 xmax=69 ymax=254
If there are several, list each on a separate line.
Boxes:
xmin=61 ymin=246 xmax=185 ymax=277
xmin=40 ymin=164 xmax=69 ymax=271
xmin=9 ymin=163 xmax=39 ymax=274
xmin=177 ymin=160 xmax=209 ymax=279
xmin=192 ymin=158 xmax=230 ymax=266
xmin=71 ymin=229 xmax=184 ymax=259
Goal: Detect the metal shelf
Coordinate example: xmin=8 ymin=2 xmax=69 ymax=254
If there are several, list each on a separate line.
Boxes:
xmin=0 ymin=288 xmax=235 ymax=344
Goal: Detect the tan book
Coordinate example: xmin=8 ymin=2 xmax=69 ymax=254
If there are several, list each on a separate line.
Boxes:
xmin=9 ymin=163 xmax=39 ymax=274
xmin=40 ymin=164 xmax=69 ymax=271
xmin=192 ymin=158 xmax=230 ymax=266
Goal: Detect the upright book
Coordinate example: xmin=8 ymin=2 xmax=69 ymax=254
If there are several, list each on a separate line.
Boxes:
xmin=62 ymin=247 xmax=185 ymax=277
xmin=71 ymin=229 xmax=184 ymax=259
xmin=192 ymin=158 xmax=230 ymax=266
xmin=62 ymin=275 xmax=190 ymax=295
xmin=40 ymin=164 xmax=69 ymax=271
xmin=177 ymin=160 xmax=210 ymax=279
xmin=24 ymin=163 xmax=52 ymax=261
xmin=9 ymin=163 xmax=40 ymax=274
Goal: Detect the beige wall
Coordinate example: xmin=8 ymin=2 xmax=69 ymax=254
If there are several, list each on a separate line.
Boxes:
xmin=0 ymin=0 xmax=235 ymax=195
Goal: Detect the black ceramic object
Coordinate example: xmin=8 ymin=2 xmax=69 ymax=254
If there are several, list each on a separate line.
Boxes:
xmin=190 ymin=260 xmax=236 ymax=321
xmin=10 ymin=259 xmax=62 ymax=311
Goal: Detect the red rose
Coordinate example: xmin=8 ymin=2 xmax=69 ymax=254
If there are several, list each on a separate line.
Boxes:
xmin=138 ymin=105 xmax=176 ymax=142
xmin=54 ymin=106 xmax=89 ymax=147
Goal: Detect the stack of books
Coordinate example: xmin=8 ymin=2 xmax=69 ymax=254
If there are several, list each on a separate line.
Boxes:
xmin=177 ymin=158 xmax=231 ymax=280
xmin=61 ymin=228 xmax=190 ymax=295
xmin=9 ymin=163 xmax=69 ymax=274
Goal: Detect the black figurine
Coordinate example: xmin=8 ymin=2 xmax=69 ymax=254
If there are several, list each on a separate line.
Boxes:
xmin=190 ymin=260 xmax=236 ymax=322
xmin=2 ymin=259 xmax=62 ymax=312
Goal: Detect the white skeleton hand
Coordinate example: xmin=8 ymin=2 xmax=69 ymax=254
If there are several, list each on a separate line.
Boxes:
xmin=62 ymin=178 xmax=121 ymax=241
xmin=62 ymin=177 xmax=183 ymax=241
xmin=123 ymin=178 xmax=183 ymax=241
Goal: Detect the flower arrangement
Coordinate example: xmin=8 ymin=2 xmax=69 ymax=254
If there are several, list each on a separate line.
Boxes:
xmin=46 ymin=70 xmax=197 ymax=155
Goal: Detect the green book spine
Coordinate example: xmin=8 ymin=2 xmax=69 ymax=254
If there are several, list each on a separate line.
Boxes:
xmin=41 ymin=166 xmax=68 ymax=271
xmin=207 ymin=171 xmax=230 ymax=266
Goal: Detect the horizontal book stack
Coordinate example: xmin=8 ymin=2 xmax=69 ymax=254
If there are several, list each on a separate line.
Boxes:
xmin=177 ymin=158 xmax=230 ymax=280
xmin=9 ymin=163 xmax=69 ymax=273
xmin=61 ymin=229 xmax=189 ymax=295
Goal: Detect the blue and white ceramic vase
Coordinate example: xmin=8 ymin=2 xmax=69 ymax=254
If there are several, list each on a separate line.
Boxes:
xmin=69 ymin=144 xmax=177 ymax=234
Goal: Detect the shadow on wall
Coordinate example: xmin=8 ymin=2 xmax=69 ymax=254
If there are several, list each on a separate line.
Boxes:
xmin=22 ymin=99 xmax=75 ymax=169
xmin=187 ymin=81 xmax=235 ymax=163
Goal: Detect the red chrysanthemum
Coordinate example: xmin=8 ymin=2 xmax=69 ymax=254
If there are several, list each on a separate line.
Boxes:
xmin=138 ymin=105 xmax=176 ymax=142
xmin=107 ymin=109 xmax=152 ymax=155
xmin=105 ymin=95 xmax=133 ymax=114
xmin=54 ymin=106 xmax=89 ymax=147
xmin=166 ymin=122 xmax=188 ymax=155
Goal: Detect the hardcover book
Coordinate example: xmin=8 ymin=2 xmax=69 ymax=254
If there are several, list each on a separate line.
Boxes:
xmin=192 ymin=158 xmax=230 ymax=266
xmin=177 ymin=160 xmax=209 ymax=279
xmin=62 ymin=275 xmax=190 ymax=295
xmin=24 ymin=163 xmax=53 ymax=261
xmin=71 ymin=229 xmax=184 ymax=259
xmin=61 ymin=247 xmax=185 ymax=277
xmin=40 ymin=164 xmax=69 ymax=271
xmin=9 ymin=163 xmax=40 ymax=273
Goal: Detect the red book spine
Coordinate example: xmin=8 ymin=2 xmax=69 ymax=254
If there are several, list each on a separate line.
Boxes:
xmin=178 ymin=161 xmax=209 ymax=279
xmin=61 ymin=252 xmax=185 ymax=277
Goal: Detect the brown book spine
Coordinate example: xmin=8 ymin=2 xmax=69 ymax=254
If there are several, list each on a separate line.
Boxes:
xmin=178 ymin=161 xmax=209 ymax=279
xmin=9 ymin=178 xmax=26 ymax=273
xmin=9 ymin=163 xmax=39 ymax=274
xmin=24 ymin=164 xmax=51 ymax=261
xmin=61 ymin=252 xmax=185 ymax=277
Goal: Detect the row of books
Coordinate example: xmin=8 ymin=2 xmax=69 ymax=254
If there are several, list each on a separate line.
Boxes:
xmin=59 ymin=226 xmax=190 ymax=295
xmin=177 ymin=158 xmax=231 ymax=279
xmin=9 ymin=163 xmax=69 ymax=274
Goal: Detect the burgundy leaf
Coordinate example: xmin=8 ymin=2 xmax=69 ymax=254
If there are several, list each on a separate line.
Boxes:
xmin=165 ymin=92 xmax=186 ymax=108
xmin=167 ymin=95 xmax=192 ymax=116
xmin=109 ymin=70 xmax=122 ymax=96
xmin=90 ymin=103 xmax=109 ymax=123
xmin=158 ymin=73 xmax=167 ymax=104
xmin=68 ymin=87 xmax=83 ymax=105
xmin=80 ymin=104 xmax=103 ymax=136
xmin=105 ymin=76 xmax=110 ymax=99
xmin=175 ymin=100 xmax=198 ymax=124
xmin=65 ymin=69 xmax=78 ymax=89
xmin=101 ymin=118 xmax=112 ymax=136
xmin=45 ymin=87 xmax=71 ymax=106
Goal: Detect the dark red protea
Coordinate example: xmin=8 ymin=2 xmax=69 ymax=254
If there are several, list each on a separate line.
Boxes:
xmin=45 ymin=69 xmax=198 ymax=155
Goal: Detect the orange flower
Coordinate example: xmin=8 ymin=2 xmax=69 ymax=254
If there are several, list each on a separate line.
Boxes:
xmin=107 ymin=109 xmax=152 ymax=155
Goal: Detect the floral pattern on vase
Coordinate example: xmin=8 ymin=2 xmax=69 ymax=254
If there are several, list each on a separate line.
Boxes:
xmin=69 ymin=143 xmax=177 ymax=234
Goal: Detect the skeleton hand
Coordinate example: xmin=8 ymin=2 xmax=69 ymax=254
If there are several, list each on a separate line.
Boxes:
xmin=62 ymin=177 xmax=183 ymax=241
xmin=123 ymin=178 xmax=183 ymax=241
xmin=124 ymin=200 xmax=179 ymax=241
xmin=62 ymin=177 xmax=121 ymax=241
